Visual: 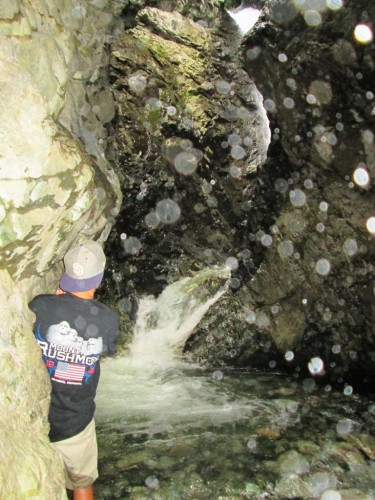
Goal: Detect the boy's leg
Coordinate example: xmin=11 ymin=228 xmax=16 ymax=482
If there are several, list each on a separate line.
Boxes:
xmin=73 ymin=485 xmax=94 ymax=500
xmin=52 ymin=420 xmax=98 ymax=493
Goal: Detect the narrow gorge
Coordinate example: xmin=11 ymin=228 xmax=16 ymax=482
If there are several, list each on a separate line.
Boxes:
xmin=0 ymin=0 xmax=373 ymax=498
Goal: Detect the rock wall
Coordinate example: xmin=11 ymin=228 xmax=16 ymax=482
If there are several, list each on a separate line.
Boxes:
xmin=0 ymin=1 xmax=122 ymax=497
xmin=238 ymin=0 xmax=375 ymax=384
xmin=189 ymin=0 xmax=375 ymax=390
xmin=100 ymin=4 xmax=270 ymax=300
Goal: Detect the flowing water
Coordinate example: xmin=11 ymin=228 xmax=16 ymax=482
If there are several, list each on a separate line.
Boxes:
xmin=95 ymin=269 xmax=375 ymax=500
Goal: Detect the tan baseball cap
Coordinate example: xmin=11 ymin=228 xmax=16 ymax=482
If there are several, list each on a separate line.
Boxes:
xmin=59 ymin=240 xmax=106 ymax=293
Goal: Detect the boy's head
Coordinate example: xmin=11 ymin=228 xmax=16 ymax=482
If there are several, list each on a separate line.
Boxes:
xmin=59 ymin=240 xmax=106 ymax=293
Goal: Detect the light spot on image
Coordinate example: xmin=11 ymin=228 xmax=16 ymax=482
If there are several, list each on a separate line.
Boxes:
xmin=230 ymin=277 xmax=241 ymax=289
xmin=145 ymin=211 xmax=160 ymax=229
xmin=332 ymin=344 xmax=341 ymax=354
xmin=127 ymin=73 xmax=147 ymax=93
xmin=166 ymin=106 xmax=177 ymax=116
xmin=228 ymin=133 xmax=241 ymax=146
xmin=308 ymin=356 xmax=324 ymax=375
xmin=230 ymin=145 xmax=246 ymax=160
xmin=353 ymin=165 xmax=370 ymax=187
xmin=72 ymin=6 xmax=86 ymax=18
xmin=343 ymin=385 xmax=353 ymax=396
xmin=343 ymin=238 xmax=358 ymax=257
xmin=226 ymin=256 xmax=239 ymax=271
xmin=145 ymin=476 xmax=159 ymax=489
xmin=366 ymin=216 xmax=375 ymax=234
xmin=275 ymin=178 xmax=289 ymax=193
xmin=145 ymin=97 xmax=162 ymax=110
xmin=264 ymin=99 xmax=276 ymax=112
xmin=309 ymin=80 xmax=333 ymax=106
xmin=194 ymin=203 xmax=205 ymax=214
xmin=315 ymin=258 xmax=331 ymax=276
xmin=123 ymin=236 xmax=142 ymax=255
xmin=261 ymin=234 xmax=273 ymax=247
xmin=271 ymin=305 xmax=279 ymax=315
xmin=304 ymin=10 xmax=322 ymax=27
xmin=327 ymin=0 xmax=343 ymax=9
xmin=94 ymin=187 xmax=106 ymax=200
xmin=283 ymin=97 xmax=295 ymax=109
xmin=245 ymin=310 xmax=256 ymax=324
xmin=117 ymin=298 xmax=132 ymax=313
xmin=336 ymin=419 xmax=354 ymax=435
xmin=212 ymin=370 xmax=223 ymax=381
xmin=156 ymin=199 xmax=181 ymax=224
xmin=247 ymin=437 xmax=257 ymax=450
xmin=174 ymin=151 xmax=198 ymax=176
xmin=321 ymin=490 xmax=342 ymax=500
xmin=230 ymin=165 xmax=242 ymax=178
xmin=246 ymin=46 xmax=262 ymax=60
xmin=285 ymin=351 xmax=294 ymax=362
xmin=207 ymin=196 xmax=218 ymax=208
xmin=215 ymin=80 xmax=231 ymax=94
xmin=306 ymin=94 xmax=317 ymax=104
xmin=256 ymin=311 xmax=270 ymax=329
xmin=277 ymin=240 xmax=294 ymax=259
xmin=289 ymin=189 xmax=306 ymax=207
xmin=354 ymin=24 xmax=373 ymax=44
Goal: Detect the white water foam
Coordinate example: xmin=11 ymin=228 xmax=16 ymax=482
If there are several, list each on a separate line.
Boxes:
xmin=96 ymin=267 xmax=299 ymax=433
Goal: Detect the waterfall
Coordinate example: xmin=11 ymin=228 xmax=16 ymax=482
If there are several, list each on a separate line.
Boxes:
xmin=95 ymin=267 xmax=236 ymax=426
xmin=128 ymin=266 xmax=231 ymax=370
xmin=227 ymin=6 xmax=261 ymax=35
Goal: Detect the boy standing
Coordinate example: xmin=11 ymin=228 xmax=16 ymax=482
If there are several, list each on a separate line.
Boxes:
xmin=29 ymin=240 xmax=119 ymax=499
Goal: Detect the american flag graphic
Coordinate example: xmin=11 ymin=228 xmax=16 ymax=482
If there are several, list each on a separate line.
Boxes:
xmin=54 ymin=361 xmax=85 ymax=383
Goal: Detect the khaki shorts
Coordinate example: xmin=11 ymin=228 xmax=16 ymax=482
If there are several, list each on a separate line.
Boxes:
xmin=52 ymin=419 xmax=98 ymax=490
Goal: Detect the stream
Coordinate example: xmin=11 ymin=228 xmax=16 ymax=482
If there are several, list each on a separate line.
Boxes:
xmin=94 ymin=269 xmax=375 ymax=499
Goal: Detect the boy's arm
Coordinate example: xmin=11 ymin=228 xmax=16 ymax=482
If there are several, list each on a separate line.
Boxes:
xmin=103 ymin=313 xmax=119 ymax=356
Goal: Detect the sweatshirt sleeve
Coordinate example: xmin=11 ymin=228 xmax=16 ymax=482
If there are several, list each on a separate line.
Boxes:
xmin=103 ymin=310 xmax=119 ymax=356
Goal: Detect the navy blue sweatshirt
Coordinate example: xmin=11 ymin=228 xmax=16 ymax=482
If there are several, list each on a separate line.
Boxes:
xmin=29 ymin=293 xmax=119 ymax=442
